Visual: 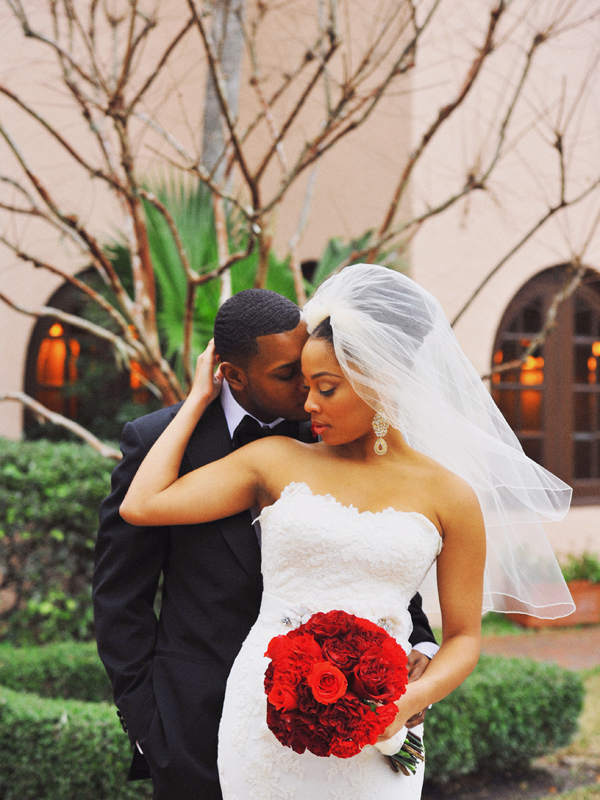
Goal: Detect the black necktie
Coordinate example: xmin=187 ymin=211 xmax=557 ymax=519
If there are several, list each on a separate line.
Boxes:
xmin=232 ymin=415 xmax=301 ymax=450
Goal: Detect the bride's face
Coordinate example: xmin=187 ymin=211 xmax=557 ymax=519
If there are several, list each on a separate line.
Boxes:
xmin=301 ymin=337 xmax=374 ymax=446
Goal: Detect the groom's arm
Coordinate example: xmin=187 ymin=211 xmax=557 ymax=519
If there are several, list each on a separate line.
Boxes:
xmin=93 ymin=418 xmax=168 ymax=751
xmin=407 ymin=591 xmax=439 ymax=678
xmin=405 ymin=592 xmax=438 ymax=728
xmin=408 ymin=591 xmax=438 ymax=651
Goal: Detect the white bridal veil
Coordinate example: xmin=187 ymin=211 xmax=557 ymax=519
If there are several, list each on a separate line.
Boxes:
xmin=303 ymin=264 xmax=574 ymax=618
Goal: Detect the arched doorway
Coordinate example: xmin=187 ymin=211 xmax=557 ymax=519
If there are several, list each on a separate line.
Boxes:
xmin=24 ymin=273 xmax=159 ymax=441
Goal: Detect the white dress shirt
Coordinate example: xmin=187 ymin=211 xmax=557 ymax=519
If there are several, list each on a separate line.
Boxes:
xmin=220 ymin=380 xmax=284 ymax=438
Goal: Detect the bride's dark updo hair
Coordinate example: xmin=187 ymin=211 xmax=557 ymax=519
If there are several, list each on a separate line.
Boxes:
xmin=311 ymin=316 xmax=334 ymax=345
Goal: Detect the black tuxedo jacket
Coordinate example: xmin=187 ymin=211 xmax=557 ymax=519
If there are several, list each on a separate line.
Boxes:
xmin=93 ymin=398 xmax=436 ymax=800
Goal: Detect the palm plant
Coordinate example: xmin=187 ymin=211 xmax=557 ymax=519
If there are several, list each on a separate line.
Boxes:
xmin=105 ymin=179 xmax=300 ymax=383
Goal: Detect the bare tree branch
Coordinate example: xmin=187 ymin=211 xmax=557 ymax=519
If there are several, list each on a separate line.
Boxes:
xmin=0 ymin=83 xmax=124 ymax=192
xmin=482 ymin=261 xmax=587 ymax=380
xmin=252 ymin=33 xmax=340 ymax=184
xmin=0 ymin=237 xmax=138 ymax=347
xmin=6 ymin=0 xmax=98 ymax=87
xmin=287 ymin=165 xmax=319 ymax=306
xmin=0 ymin=292 xmax=139 ymax=361
xmin=129 ymin=16 xmax=195 ymax=110
xmin=377 ymin=1 xmax=506 ymax=240
xmin=0 ymin=391 xmax=122 ymax=460
xmin=451 ymin=173 xmax=600 ymax=327
xmin=189 ymin=0 xmax=258 ymax=208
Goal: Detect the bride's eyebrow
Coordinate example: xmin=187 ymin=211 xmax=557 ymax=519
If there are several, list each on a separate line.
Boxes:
xmin=310 ymin=371 xmax=343 ymax=379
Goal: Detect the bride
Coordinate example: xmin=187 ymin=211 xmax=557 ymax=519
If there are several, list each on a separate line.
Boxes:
xmin=121 ymin=264 xmax=573 ymax=799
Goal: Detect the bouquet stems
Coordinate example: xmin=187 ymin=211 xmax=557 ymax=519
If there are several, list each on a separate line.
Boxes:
xmin=384 ymin=730 xmax=425 ymax=776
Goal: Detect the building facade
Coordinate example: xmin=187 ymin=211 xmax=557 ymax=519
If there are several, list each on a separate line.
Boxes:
xmin=1 ymin=0 xmax=600 ymax=559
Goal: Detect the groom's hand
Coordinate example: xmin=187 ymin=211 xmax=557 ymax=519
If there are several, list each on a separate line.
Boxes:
xmin=407 ymin=649 xmax=430 ymax=682
xmin=405 ymin=650 xmax=431 ymax=728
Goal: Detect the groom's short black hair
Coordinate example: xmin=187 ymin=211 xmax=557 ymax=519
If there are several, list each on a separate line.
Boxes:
xmin=214 ymin=289 xmax=301 ymax=366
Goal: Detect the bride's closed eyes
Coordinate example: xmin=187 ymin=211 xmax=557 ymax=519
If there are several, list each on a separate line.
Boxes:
xmin=302 ymin=384 xmax=336 ymax=397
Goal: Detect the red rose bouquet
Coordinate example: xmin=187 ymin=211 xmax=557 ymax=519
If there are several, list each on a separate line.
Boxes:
xmin=264 ymin=610 xmax=424 ymax=773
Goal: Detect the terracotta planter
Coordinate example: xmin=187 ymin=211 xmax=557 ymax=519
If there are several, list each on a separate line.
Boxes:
xmin=507 ymin=580 xmax=600 ymax=628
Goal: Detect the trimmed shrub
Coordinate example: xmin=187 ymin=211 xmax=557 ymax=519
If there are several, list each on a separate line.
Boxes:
xmin=0 ymin=437 xmax=112 ymax=643
xmin=0 ymin=644 xmax=585 ymax=793
xmin=0 ymin=642 xmax=111 ymax=703
xmin=0 ymin=684 xmax=151 ymax=800
xmin=424 ymin=655 xmax=585 ymax=783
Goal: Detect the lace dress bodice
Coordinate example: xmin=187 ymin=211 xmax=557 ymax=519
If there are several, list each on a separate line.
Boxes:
xmin=218 ymin=482 xmax=443 ymax=800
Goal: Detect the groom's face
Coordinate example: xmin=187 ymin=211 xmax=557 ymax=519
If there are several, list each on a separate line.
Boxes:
xmin=231 ymin=321 xmax=310 ymax=422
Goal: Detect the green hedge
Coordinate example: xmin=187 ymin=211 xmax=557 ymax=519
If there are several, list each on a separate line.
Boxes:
xmin=424 ymin=655 xmax=585 ymax=783
xmin=0 ymin=642 xmax=111 ymax=703
xmin=0 ymin=644 xmax=585 ymax=793
xmin=0 ymin=437 xmax=113 ymax=643
xmin=0 ymin=684 xmax=151 ymax=800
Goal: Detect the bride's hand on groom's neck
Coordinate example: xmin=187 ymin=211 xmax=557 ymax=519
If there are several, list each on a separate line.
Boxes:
xmin=187 ymin=340 xmax=223 ymax=410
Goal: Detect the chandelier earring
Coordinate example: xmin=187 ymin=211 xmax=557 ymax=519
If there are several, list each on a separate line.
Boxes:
xmin=372 ymin=412 xmax=390 ymax=455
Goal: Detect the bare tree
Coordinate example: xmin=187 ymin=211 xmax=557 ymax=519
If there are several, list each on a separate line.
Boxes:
xmin=0 ymin=0 xmax=599 ymax=456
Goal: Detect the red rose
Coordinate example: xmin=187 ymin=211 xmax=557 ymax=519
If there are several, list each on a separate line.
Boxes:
xmin=351 ymin=640 xmax=408 ymax=703
xmin=329 ymin=737 xmax=362 ymax=758
xmin=264 ymin=634 xmax=295 ymax=660
xmin=264 ymin=662 xmax=275 ymax=693
xmin=356 ymin=617 xmax=388 ymax=637
xmin=353 ymin=706 xmax=385 ymax=747
xmin=307 ymin=661 xmax=348 ymax=704
xmin=294 ymin=715 xmax=333 ymax=757
xmin=268 ymin=683 xmax=299 ymax=711
xmin=375 ymin=701 xmax=400 ymax=729
xmin=346 ymin=622 xmax=388 ymax=654
xmin=304 ymin=610 xmax=354 ymax=640
xmin=272 ymin=657 xmax=304 ymax=689
xmin=321 ymin=637 xmax=360 ymax=672
xmin=319 ymin=692 xmax=365 ymax=737
xmin=290 ymin=633 xmax=324 ymax=660
xmin=273 ymin=639 xmax=323 ymax=689
xmin=296 ymin=682 xmax=321 ymax=714
xmin=266 ymin=703 xmax=296 ymax=748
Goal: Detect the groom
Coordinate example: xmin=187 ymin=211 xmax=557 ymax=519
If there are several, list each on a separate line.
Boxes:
xmin=93 ymin=288 xmax=438 ymax=800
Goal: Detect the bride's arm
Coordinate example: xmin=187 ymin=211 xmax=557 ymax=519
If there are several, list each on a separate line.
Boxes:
xmin=380 ymin=477 xmax=486 ymax=740
xmin=120 ymin=341 xmax=264 ymax=527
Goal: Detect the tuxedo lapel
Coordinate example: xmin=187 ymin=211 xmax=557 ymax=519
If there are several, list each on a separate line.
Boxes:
xmin=182 ymin=399 xmax=261 ymax=584
xmin=184 ymin=399 xmax=232 ymax=471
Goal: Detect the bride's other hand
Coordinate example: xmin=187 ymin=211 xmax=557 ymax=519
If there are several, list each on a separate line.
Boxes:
xmin=189 ymin=339 xmax=223 ymax=407
xmin=121 ymin=338 xmax=260 ymax=528
xmin=377 ymin=684 xmax=422 ymax=743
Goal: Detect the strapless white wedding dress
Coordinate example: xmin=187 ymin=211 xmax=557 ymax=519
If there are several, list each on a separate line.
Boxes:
xmin=218 ymin=482 xmax=443 ymax=800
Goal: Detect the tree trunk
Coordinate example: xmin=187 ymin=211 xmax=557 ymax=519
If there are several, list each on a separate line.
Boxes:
xmin=201 ymin=0 xmax=246 ymax=182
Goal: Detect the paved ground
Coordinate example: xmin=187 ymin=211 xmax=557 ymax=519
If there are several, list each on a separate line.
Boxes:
xmin=480 ymin=625 xmax=600 ymax=671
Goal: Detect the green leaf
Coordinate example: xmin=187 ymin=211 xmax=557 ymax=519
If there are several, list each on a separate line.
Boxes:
xmin=2 ymin=463 xmax=22 ymax=480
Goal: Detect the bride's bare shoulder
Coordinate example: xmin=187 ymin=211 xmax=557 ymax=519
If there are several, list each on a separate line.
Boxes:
xmin=412 ymin=450 xmax=480 ymax=512
xmin=234 ymin=435 xmax=315 ymax=469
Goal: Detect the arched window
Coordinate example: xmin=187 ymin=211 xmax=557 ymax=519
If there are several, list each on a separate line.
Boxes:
xmin=35 ymin=322 xmax=80 ymax=417
xmin=492 ymin=265 xmax=600 ymax=503
xmin=24 ymin=273 xmax=159 ymax=441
